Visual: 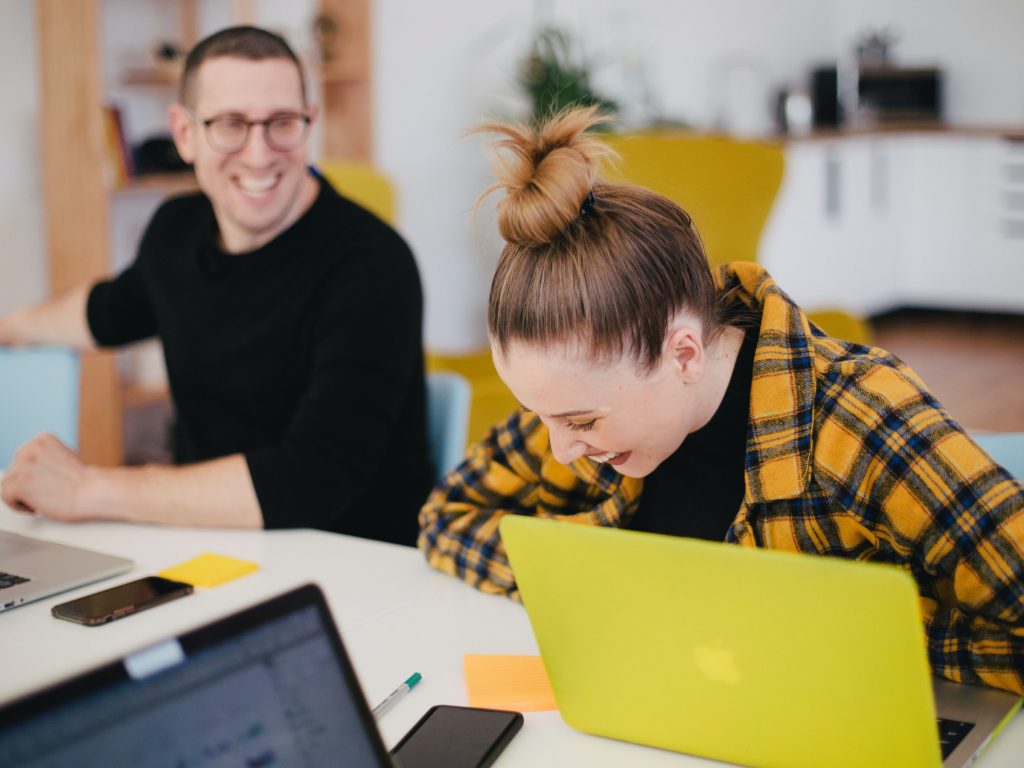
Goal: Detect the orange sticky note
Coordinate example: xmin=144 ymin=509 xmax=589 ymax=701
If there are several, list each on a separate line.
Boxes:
xmin=464 ymin=654 xmax=557 ymax=712
xmin=159 ymin=552 xmax=259 ymax=588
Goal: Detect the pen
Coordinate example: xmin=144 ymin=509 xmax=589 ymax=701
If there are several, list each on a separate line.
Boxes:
xmin=372 ymin=672 xmax=422 ymax=719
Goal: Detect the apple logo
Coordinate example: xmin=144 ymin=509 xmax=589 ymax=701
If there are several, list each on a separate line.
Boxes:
xmin=693 ymin=645 xmax=742 ymax=685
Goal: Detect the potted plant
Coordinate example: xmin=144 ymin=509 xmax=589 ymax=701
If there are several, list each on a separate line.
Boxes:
xmin=520 ymin=26 xmax=618 ymax=125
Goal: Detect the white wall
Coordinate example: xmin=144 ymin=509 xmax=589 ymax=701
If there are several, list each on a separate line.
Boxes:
xmin=3 ymin=1 xmax=1023 ymax=344
xmin=373 ymin=0 xmax=535 ymax=353
xmin=375 ymin=0 xmax=842 ymax=351
xmin=0 ymin=1 xmax=46 ymax=316
xmin=833 ymin=0 xmax=1024 ymax=125
xmin=548 ymin=0 xmax=838 ymax=132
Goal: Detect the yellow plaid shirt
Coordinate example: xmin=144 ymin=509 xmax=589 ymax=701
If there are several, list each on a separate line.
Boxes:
xmin=418 ymin=262 xmax=1024 ymax=694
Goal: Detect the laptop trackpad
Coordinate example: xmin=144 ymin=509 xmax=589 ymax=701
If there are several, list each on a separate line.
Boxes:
xmin=0 ymin=536 xmax=44 ymax=559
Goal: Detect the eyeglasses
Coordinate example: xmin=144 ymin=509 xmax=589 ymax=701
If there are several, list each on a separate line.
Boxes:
xmin=185 ymin=109 xmax=312 ymax=153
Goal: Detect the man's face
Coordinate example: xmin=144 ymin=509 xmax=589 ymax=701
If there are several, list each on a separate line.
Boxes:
xmin=170 ymin=56 xmax=317 ymax=253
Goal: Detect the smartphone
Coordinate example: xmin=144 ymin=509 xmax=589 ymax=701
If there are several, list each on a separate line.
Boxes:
xmin=391 ymin=705 xmax=523 ymax=768
xmin=52 ymin=576 xmax=194 ymax=626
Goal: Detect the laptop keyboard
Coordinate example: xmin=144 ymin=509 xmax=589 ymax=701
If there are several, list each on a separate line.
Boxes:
xmin=938 ymin=717 xmax=974 ymax=759
xmin=0 ymin=571 xmax=31 ymax=589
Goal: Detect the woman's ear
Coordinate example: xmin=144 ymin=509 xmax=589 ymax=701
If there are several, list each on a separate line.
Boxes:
xmin=665 ymin=325 xmax=705 ymax=384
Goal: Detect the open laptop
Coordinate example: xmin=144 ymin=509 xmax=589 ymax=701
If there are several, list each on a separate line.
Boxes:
xmin=0 ymin=583 xmax=394 ymax=767
xmin=500 ymin=515 xmax=1023 ymax=768
xmin=0 ymin=530 xmax=133 ymax=613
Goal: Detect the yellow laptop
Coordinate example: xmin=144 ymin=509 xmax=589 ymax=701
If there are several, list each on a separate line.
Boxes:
xmin=500 ymin=516 xmax=1022 ymax=768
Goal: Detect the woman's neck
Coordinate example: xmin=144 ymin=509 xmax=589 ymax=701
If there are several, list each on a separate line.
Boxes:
xmin=692 ymin=325 xmax=747 ymax=433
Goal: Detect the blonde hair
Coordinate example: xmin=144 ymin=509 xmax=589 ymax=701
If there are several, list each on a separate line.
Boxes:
xmin=477 ymin=106 xmax=722 ymax=373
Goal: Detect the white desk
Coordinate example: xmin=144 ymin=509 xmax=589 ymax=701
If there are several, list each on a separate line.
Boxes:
xmin=2 ymin=502 xmax=1023 ymax=767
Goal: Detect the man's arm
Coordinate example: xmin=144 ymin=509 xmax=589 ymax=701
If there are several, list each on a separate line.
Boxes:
xmin=1 ymin=434 xmax=262 ymax=528
xmin=0 ymin=283 xmax=96 ymax=350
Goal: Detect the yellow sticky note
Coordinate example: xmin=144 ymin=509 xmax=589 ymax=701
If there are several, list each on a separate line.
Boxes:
xmin=464 ymin=654 xmax=557 ymax=712
xmin=159 ymin=552 xmax=259 ymax=588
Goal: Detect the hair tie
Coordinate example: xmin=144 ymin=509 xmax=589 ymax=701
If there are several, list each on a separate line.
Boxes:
xmin=579 ymin=189 xmax=596 ymax=218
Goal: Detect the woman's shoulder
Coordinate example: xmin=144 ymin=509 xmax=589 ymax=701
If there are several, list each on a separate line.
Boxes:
xmin=810 ymin=334 xmax=933 ymax=407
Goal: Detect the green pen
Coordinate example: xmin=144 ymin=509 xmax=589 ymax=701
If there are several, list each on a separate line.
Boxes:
xmin=372 ymin=672 xmax=422 ymax=719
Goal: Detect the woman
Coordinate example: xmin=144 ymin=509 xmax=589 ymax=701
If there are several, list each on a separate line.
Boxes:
xmin=418 ymin=107 xmax=1024 ymax=694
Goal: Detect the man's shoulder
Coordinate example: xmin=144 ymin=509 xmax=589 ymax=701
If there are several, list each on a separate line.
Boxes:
xmin=318 ymin=186 xmax=406 ymax=244
xmin=132 ymin=192 xmax=213 ymax=270
xmin=311 ymin=185 xmax=418 ymax=273
xmin=149 ymin=191 xmax=213 ymax=231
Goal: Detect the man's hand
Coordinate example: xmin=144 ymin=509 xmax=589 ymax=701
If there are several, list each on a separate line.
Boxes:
xmin=1 ymin=438 xmax=263 ymax=529
xmin=1 ymin=433 xmax=95 ymax=521
xmin=0 ymin=312 xmax=23 ymax=346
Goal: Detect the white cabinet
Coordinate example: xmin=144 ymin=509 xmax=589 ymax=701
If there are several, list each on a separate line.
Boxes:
xmin=970 ymin=139 xmax=1024 ymax=311
xmin=890 ymin=136 xmax=975 ymax=308
xmin=760 ymin=133 xmax=1024 ymax=315
xmin=760 ymin=137 xmax=900 ymax=315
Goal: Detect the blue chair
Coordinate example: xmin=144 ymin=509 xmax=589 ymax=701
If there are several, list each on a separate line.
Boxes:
xmin=0 ymin=347 xmax=79 ymax=468
xmin=426 ymin=371 xmax=471 ymax=483
xmin=973 ymin=433 xmax=1024 ymax=480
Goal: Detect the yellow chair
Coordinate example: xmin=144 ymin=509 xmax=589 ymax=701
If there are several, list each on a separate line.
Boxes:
xmin=426 ymin=349 xmax=517 ymax=446
xmin=317 ymin=161 xmax=397 ymax=224
xmin=436 ymin=134 xmax=871 ymax=447
xmin=602 ymin=132 xmax=872 ymax=345
xmin=603 ymin=132 xmax=783 ymax=268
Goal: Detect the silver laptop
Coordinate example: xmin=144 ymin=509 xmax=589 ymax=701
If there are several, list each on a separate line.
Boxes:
xmin=0 ymin=531 xmax=133 ymax=613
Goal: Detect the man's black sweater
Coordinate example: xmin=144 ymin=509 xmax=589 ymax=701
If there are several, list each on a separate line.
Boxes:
xmin=87 ymin=174 xmax=432 ymax=545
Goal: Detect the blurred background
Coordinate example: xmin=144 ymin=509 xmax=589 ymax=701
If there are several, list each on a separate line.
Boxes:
xmin=2 ymin=0 xmax=1022 ymax=464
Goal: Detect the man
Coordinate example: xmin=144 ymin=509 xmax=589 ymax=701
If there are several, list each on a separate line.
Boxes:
xmin=0 ymin=26 xmax=431 ymax=545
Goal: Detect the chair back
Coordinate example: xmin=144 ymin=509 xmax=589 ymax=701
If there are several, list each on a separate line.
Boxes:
xmin=426 ymin=371 xmax=471 ymax=483
xmin=973 ymin=433 xmax=1024 ymax=480
xmin=602 ymin=131 xmax=871 ymax=344
xmin=602 ymin=132 xmax=784 ymax=266
xmin=315 ymin=162 xmax=397 ymax=225
xmin=0 ymin=347 xmax=79 ymax=468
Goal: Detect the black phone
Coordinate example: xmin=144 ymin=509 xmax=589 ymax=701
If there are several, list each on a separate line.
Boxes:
xmin=51 ymin=576 xmax=194 ymax=626
xmin=391 ymin=705 xmax=523 ymax=768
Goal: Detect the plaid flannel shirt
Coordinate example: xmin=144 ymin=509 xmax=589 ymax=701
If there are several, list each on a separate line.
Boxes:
xmin=418 ymin=262 xmax=1024 ymax=694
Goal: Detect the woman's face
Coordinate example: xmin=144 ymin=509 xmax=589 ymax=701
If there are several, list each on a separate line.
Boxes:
xmin=493 ymin=333 xmax=707 ymax=478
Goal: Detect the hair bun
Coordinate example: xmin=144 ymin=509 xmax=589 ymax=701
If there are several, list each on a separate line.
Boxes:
xmin=475 ymin=106 xmax=614 ymax=248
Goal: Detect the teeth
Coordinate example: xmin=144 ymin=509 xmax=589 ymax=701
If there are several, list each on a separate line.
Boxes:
xmin=589 ymin=451 xmax=621 ymax=464
xmin=237 ymin=175 xmax=276 ymax=193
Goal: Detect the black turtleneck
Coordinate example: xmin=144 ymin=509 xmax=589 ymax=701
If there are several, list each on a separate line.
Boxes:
xmin=628 ymin=329 xmax=756 ymax=541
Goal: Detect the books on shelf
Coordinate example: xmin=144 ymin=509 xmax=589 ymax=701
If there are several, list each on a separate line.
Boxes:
xmin=101 ymin=105 xmax=136 ymax=189
xmin=100 ymin=105 xmax=197 ymax=194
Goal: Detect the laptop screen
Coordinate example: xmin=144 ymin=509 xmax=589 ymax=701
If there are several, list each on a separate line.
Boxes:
xmin=0 ymin=585 xmax=391 ymax=767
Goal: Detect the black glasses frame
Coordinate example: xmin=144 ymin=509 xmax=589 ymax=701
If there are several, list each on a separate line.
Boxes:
xmin=185 ymin=109 xmax=312 ymax=153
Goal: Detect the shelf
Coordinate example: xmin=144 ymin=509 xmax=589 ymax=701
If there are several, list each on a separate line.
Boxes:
xmin=112 ymin=172 xmax=198 ymax=197
xmin=38 ymin=0 xmax=372 ymax=465
xmin=122 ymin=384 xmax=170 ymax=408
xmin=318 ymin=62 xmax=369 ymax=85
xmin=120 ymin=67 xmax=181 ymax=88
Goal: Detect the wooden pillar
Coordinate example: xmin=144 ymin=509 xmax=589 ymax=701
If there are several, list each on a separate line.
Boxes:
xmin=37 ymin=0 xmax=123 ymax=466
xmin=318 ymin=0 xmax=372 ymax=161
